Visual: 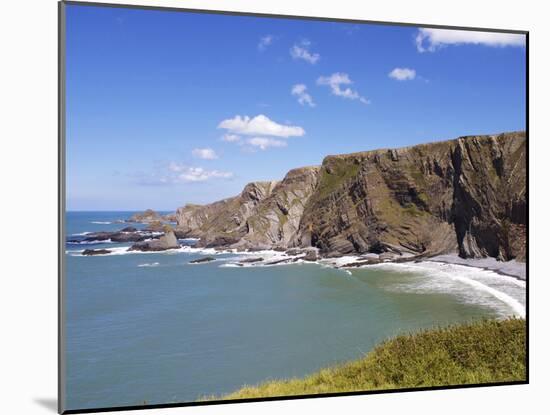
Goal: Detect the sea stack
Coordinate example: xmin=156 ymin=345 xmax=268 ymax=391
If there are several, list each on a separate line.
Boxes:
xmin=128 ymin=230 xmax=180 ymax=252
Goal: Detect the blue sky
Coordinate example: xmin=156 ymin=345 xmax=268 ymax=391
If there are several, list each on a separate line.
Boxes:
xmin=65 ymin=4 xmax=526 ymax=211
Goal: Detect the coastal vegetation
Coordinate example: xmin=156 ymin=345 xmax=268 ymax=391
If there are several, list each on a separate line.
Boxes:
xmin=209 ymin=318 xmax=526 ymax=400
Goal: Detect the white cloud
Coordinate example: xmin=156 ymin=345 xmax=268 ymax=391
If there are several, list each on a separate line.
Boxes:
xmin=258 ymin=35 xmax=274 ymax=51
xmin=167 ymin=163 xmax=233 ymax=182
xmin=192 ymin=148 xmax=218 ymax=160
xmin=218 ymin=114 xmax=305 ymax=138
xmin=388 ymin=67 xmax=416 ymax=81
xmin=416 ymin=28 xmax=526 ymax=52
xmin=290 ymin=39 xmax=320 ymax=64
xmin=317 ymin=73 xmax=370 ymax=104
xmin=137 ymin=162 xmax=233 ymax=185
xmin=291 ymin=84 xmax=315 ymax=107
xmin=221 ymin=133 xmax=241 ymax=143
xmin=247 ymin=137 xmax=287 ymax=150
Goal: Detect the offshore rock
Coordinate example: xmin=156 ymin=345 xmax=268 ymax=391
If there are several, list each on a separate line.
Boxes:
xmin=128 ymin=231 xmax=180 ymax=252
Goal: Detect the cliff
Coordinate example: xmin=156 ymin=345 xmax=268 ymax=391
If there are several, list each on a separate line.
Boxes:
xmin=234 ymin=166 xmax=320 ymax=250
xmin=175 ymin=180 xmax=279 ymax=247
xmin=175 ymin=131 xmax=526 ymax=261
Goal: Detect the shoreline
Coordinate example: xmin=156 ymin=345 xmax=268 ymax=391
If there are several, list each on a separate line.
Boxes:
xmin=425 ymin=254 xmax=526 ymax=281
xmin=202 ymin=245 xmax=527 ymax=281
xmin=67 ymin=240 xmax=526 ymax=281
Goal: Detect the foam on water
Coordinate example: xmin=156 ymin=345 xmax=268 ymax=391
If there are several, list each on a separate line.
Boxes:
xmin=179 ymin=246 xmax=227 ymax=255
xmin=219 ymin=249 xmax=309 ymax=268
xmin=138 ymin=262 xmax=160 ymax=267
xmin=91 ymin=221 xmax=112 ymax=224
xmin=363 ymin=261 xmax=525 ymax=318
xmin=69 ymin=245 xmax=226 ymax=257
xmin=67 ymin=239 xmax=114 ymax=245
xmin=320 ymin=255 xmax=362 ymax=267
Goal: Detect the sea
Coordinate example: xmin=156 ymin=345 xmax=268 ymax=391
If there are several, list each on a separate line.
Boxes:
xmin=63 ymin=211 xmax=526 ymax=410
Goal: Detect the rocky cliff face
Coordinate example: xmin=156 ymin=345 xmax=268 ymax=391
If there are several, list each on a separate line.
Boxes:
xmin=451 ymin=133 xmax=526 ymax=260
xmin=175 ymin=132 xmax=526 ymax=261
xmin=175 ymin=181 xmax=279 ymax=247
xmin=234 ymin=166 xmax=320 ymax=250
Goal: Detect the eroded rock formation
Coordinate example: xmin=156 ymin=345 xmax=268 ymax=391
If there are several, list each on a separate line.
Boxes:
xmin=174 ymin=132 xmax=526 ymax=261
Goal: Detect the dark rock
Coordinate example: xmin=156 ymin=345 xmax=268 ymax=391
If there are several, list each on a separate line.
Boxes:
xmin=201 ymin=235 xmax=241 ymax=248
xmin=82 ymin=249 xmax=111 ymax=256
xmin=303 ymin=250 xmax=319 ymax=261
xmin=120 ymin=226 xmax=138 ymax=233
xmin=77 ymin=232 xmax=112 ymax=242
xmin=239 ymin=257 xmax=264 ymax=264
xmin=174 ymin=228 xmax=190 ymax=239
xmin=388 ymin=148 xmax=399 ymax=161
xmin=110 ymin=232 xmax=149 ymax=243
xmin=264 ymin=258 xmax=292 ymax=265
xmin=189 ymin=256 xmax=215 ymax=264
xmin=69 ymin=229 xmax=152 ymax=244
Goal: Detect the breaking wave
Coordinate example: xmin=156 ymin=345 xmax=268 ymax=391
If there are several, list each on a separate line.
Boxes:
xmin=364 ymin=262 xmax=525 ymax=318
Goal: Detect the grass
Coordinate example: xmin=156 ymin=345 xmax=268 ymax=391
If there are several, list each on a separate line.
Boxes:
xmin=316 ymin=158 xmax=361 ymax=200
xmin=205 ymin=318 xmax=525 ymax=401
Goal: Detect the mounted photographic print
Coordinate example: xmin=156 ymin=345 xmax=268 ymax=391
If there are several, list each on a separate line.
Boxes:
xmin=59 ymin=1 xmax=528 ymax=413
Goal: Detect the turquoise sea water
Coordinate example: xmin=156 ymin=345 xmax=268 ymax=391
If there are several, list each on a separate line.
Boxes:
xmin=64 ymin=211 xmax=525 ymax=410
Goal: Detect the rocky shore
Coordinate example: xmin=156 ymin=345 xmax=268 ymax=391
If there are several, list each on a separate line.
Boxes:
xmin=69 ymin=224 xmax=526 ymax=281
xmin=67 ymin=227 xmax=160 ymax=244
xmin=69 ymin=132 xmax=527 ymax=274
xmin=68 ymin=224 xmax=183 ymax=254
xmin=172 ymin=132 xmax=526 ymax=264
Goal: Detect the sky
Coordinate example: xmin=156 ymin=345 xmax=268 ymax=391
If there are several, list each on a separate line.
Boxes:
xmin=65 ymin=4 xmax=526 ymax=211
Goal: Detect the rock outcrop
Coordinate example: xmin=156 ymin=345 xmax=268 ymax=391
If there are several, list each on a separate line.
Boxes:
xmin=189 ymin=256 xmax=216 ymax=264
xmin=128 ymin=209 xmax=162 ymax=223
xmin=127 ymin=210 xmax=177 ymax=224
xmin=82 ymin=249 xmax=112 ymax=256
xmin=174 ymin=132 xmax=526 ymax=261
xmin=175 ymin=181 xmax=279 ymax=246
xmin=67 ymin=226 xmax=163 ymax=244
xmin=128 ymin=231 xmax=180 ymax=252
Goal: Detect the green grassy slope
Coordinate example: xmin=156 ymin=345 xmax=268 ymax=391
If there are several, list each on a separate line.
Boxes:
xmin=208 ymin=318 xmax=525 ymax=400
